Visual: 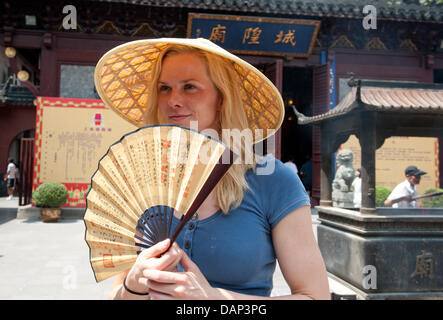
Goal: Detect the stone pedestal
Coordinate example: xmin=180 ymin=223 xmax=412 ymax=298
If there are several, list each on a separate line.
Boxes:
xmin=332 ymin=190 xmax=354 ymax=208
xmin=317 ymin=206 xmax=443 ymax=300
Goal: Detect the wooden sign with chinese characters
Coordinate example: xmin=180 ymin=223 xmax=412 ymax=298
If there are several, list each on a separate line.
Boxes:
xmin=33 ymin=97 xmax=136 ymax=207
xmin=187 ymin=13 xmax=320 ymax=57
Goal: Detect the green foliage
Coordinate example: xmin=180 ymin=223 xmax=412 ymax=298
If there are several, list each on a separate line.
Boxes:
xmin=33 ymin=182 xmax=68 ymax=208
xmin=420 ymin=188 xmax=443 ymax=208
xmin=376 ymin=186 xmax=392 ymax=207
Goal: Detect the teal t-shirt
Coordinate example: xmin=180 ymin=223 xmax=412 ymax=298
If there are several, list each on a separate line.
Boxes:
xmin=172 ymin=156 xmax=311 ymax=297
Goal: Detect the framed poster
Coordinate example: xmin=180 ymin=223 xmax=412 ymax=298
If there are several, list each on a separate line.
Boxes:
xmin=33 ymin=97 xmax=136 ymax=207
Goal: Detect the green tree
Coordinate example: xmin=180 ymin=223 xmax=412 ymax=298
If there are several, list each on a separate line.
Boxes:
xmin=376 ymin=186 xmax=392 ymax=207
xmin=420 ymin=188 xmax=443 ymax=208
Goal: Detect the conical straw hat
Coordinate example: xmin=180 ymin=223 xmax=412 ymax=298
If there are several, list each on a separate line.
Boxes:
xmin=94 ymin=38 xmax=284 ymax=143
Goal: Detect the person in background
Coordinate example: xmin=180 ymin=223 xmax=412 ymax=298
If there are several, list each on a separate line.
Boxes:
xmin=300 ymin=155 xmax=312 ymax=196
xmin=351 ymin=168 xmax=361 ymax=208
xmin=384 ymin=165 xmax=426 ymax=208
xmin=284 ymin=155 xmax=298 ymax=176
xmin=4 ymin=158 xmax=18 ymax=200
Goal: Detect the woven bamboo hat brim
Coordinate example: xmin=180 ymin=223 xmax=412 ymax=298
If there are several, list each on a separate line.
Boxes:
xmin=94 ymin=38 xmax=285 ymax=143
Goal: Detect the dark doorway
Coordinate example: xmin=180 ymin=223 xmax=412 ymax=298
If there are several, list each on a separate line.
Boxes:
xmin=2 ymin=129 xmax=35 ymax=197
xmin=281 ymin=67 xmax=313 ymax=170
xmin=434 ymin=69 xmax=443 ymax=84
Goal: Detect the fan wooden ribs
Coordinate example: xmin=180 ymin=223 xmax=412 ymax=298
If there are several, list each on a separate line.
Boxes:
xmin=135 ymin=206 xmax=174 ymax=249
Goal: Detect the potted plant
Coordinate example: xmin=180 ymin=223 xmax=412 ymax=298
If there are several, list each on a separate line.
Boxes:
xmin=33 ymin=182 xmax=68 ymax=222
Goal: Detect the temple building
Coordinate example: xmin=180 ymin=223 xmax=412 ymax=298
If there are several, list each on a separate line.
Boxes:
xmin=1 ymin=0 xmax=442 ymax=204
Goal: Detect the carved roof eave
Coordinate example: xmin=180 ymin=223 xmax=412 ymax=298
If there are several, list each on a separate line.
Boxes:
xmin=295 ymin=81 xmax=443 ymax=126
xmin=294 ymin=90 xmax=361 ymax=126
xmin=90 ymin=0 xmax=443 ymax=23
xmin=294 ymin=86 xmax=363 ymax=125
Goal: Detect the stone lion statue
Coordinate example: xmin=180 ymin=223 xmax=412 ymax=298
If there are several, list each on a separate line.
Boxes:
xmin=332 ymin=149 xmax=355 ymax=207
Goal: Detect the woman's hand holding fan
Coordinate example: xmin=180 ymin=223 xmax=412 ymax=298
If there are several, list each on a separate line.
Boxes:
xmin=124 ymin=239 xmax=182 ymax=296
xmin=143 ymin=248 xmax=225 ymax=300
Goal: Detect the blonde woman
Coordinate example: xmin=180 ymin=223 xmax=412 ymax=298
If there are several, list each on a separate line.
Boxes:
xmin=95 ymin=38 xmax=329 ymax=300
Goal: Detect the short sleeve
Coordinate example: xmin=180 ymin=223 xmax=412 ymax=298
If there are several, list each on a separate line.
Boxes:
xmin=254 ymin=156 xmax=311 ymax=229
xmin=387 ymin=182 xmax=406 ymax=200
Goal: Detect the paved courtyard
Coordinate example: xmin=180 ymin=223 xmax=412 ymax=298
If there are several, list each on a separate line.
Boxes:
xmin=0 ymin=196 xmax=352 ymax=299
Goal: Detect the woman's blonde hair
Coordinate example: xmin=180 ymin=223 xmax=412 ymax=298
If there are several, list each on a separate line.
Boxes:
xmin=144 ymin=44 xmax=256 ymax=213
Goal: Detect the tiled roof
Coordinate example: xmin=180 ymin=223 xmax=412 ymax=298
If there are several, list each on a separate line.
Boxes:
xmin=0 ymin=85 xmax=36 ymax=106
xmin=295 ymin=81 xmax=443 ymax=125
xmin=92 ymin=0 xmax=443 ymax=23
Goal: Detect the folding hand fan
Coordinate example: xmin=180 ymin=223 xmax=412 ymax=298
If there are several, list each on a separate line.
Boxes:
xmin=84 ymin=125 xmax=236 ymax=282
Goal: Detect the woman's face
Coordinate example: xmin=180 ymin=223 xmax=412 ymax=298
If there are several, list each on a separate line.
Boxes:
xmin=157 ymin=52 xmax=221 ymax=131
